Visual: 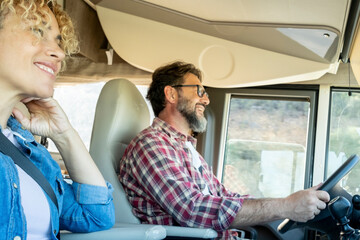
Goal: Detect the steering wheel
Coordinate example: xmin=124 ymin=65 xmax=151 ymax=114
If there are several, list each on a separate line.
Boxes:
xmin=278 ymin=154 xmax=360 ymax=234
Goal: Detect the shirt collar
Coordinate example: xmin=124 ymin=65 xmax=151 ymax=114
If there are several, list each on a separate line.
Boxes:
xmin=152 ymin=117 xmax=197 ymax=146
xmin=6 ymin=116 xmax=35 ymax=142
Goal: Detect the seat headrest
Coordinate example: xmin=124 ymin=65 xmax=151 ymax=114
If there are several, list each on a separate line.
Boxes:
xmin=91 ymin=79 xmax=150 ymax=148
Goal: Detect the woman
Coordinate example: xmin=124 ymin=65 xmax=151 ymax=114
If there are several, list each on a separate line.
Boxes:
xmin=0 ymin=1 xmax=115 ymax=239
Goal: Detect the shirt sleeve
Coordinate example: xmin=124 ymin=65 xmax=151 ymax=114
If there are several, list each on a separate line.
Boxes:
xmin=59 ymin=180 xmax=115 ymax=232
xmin=129 ymin=137 xmax=246 ymax=231
xmin=203 ymin=162 xmax=247 ymax=199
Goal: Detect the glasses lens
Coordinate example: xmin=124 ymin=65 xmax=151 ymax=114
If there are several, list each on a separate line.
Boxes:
xmin=198 ymin=85 xmax=208 ymax=98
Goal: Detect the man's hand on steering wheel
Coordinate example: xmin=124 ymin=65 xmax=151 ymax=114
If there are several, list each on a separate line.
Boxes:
xmin=283 ymin=184 xmax=330 ymax=222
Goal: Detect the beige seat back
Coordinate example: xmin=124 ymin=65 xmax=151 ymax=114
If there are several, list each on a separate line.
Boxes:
xmin=89 ymin=78 xmax=150 ymax=224
xmin=88 ymin=79 xmax=217 ymax=239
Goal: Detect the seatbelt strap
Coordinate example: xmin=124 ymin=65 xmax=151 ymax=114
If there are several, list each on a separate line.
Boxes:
xmin=0 ymin=132 xmax=59 ymax=210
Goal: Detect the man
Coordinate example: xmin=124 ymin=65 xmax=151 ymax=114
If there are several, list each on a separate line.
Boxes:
xmin=118 ymin=61 xmax=329 ymax=239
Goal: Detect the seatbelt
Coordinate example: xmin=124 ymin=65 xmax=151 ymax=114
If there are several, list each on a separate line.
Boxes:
xmin=0 ymin=132 xmax=59 ymax=210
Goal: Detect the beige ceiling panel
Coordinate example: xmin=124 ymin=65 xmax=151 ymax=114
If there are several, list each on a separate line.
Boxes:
xmin=97 ymin=5 xmax=331 ymax=88
xmin=145 ymin=0 xmax=349 ymax=31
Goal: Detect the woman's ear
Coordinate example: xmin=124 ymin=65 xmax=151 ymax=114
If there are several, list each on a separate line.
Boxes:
xmin=164 ymin=85 xmax=176 ymax=103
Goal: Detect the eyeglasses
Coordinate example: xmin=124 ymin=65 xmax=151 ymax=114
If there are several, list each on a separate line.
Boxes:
xmin=172 ymin=84 xmax=209 ymax=98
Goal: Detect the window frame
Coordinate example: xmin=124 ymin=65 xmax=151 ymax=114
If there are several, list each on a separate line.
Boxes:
xmin=200 ymin=86 xmax=319 ymax=190
xmin=325 ymin=87 xmax=360 ymax=179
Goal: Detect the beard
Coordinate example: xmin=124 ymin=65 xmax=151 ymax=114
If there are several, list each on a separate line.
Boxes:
xmin=177 ymin=96 xmax=207 ymax=133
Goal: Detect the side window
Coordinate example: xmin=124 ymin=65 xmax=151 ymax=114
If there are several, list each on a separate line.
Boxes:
xmin=48 ymin=82 xmax=152 ymax=177
xmin=48 ymin=82 xmax=105 ymax=152
xmin=48 ymin=82 xmax=153 ymax=153
xmin=326 ymin=89 xmax=360 ymax=195
xmin=218 ymin=89 xmax=316 ymax=198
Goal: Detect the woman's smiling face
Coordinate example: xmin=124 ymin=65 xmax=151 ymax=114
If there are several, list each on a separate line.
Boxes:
xmin=0 ymin=6 xmax=65 ymax=99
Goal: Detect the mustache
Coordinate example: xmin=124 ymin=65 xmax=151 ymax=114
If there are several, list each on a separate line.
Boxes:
xmin=196 ymin=103 xmax=206 ymax=109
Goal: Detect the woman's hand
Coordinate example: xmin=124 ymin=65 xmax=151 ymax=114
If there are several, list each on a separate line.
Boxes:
xmin=12 ymin=97 xmax=72 ymax=139
xmin=13 ymin=97 xmax=106 ymax=187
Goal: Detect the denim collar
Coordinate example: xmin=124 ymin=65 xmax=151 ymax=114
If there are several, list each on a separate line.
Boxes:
xmin=5 ymin=116 xmax=35 ymax=142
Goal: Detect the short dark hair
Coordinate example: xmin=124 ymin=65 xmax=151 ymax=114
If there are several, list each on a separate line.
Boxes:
xmin=147 ymin=61 xmax=202 ymax=116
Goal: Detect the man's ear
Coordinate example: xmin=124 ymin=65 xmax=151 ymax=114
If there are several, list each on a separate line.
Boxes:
xmin=164 ymin=85 xmax=177 ymax=104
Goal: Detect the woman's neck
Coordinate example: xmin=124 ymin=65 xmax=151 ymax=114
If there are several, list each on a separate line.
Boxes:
xmin=0 ymin=89 xmax=21 ymax=129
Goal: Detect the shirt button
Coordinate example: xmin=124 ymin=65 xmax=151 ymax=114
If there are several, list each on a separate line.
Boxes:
xmin=54 ymin=230 xmax=57 ymax=234
xmin=13 ymin=183 xmax=18 ymax=189
xmin=13 ymin=236 xmax=21 ymax=240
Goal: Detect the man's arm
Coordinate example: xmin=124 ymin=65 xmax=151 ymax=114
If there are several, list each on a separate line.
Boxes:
xmin=230 ymin=185 xmax=330 ymax=228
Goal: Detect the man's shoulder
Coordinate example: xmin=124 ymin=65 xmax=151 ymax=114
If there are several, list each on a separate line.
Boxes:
xmin=128 ymin=124 xmax=168 ymax=147
xmin=121 ymin=125 xmax=169 ymax=165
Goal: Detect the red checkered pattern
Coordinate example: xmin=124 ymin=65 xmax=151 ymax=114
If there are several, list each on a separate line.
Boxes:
xmin=119 ymin=118 xmax=248 ymax=239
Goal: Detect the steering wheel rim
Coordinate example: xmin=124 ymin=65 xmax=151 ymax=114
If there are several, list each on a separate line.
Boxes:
xmin=278 ymin=154 xmax=359 ymax=234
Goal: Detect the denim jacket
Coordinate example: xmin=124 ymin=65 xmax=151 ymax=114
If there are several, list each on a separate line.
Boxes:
xmin=0 ymin=117 xmax=115 ymax=240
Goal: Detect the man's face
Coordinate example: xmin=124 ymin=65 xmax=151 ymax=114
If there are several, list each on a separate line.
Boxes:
xmin=176 ymin=73 xmax=210 ymax=133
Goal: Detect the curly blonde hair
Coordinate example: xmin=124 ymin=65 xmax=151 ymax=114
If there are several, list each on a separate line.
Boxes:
xmin=0 ymin=0 xmax=79 ymax=70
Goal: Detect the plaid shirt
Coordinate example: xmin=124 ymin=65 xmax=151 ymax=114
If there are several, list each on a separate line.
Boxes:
xmin=119 ymin=118 xmax=247 ymax=239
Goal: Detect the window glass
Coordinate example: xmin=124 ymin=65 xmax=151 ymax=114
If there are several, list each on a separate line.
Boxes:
xmin=48 ymin=83 xmax=152 ymax=153
xmin=48 ymin=82 xmax=106 ymax=152
xmin=327 ymin=90 xmax=360 ymax=195
xmin=222 ymin=96 xmax=310 ymax=198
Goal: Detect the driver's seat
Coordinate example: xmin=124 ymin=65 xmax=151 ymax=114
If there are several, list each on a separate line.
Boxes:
xmin=88 ymin=78 xmax=217 ymax=239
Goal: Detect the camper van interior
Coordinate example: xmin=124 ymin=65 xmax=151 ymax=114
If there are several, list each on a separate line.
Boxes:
xmin=46 ymin=0 xmax=360 ymax=239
